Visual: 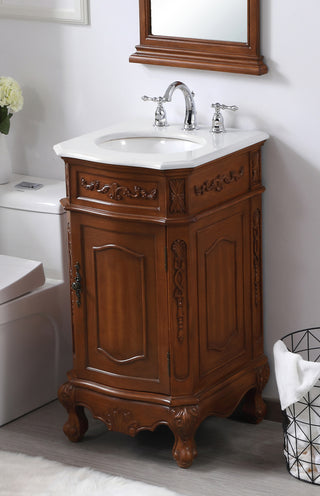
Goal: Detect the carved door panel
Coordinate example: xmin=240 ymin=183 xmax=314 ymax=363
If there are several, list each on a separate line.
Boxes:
xmin=196 ymin=202 xmax=251 ymax=386
xmin=71 ymin=213 xmax=169 ymax=394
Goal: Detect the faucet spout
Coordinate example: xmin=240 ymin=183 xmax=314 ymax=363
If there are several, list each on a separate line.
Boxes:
xmin=163 ymin=81 xmax=197 ymax=131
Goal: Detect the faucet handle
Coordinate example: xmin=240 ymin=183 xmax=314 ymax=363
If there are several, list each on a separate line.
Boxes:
xmin=142 ymin=95 xmax=164 ymax=103
xmin=210 ymin=102 xmax=239 ymax=133
xmin=141 ymin=95 xmax=167 ymax=127
xmin=211 ymin=103 xmax=239 ymax=112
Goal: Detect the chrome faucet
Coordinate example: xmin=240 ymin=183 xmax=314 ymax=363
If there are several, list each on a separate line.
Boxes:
xmin=210 ymin=102 xmax=238 ymax=133
xmin=163 ymin=81 xmax=197 ymax=131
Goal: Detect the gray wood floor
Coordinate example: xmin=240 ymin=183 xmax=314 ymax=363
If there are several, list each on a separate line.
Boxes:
xmin=0 ymin=400 xmax=318 ymax=495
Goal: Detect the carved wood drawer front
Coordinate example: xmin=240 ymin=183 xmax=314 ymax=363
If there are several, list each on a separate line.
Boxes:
xmin=189 ymin=153 xmax=250 ymax=214
xmin=71 ymin=166 xmax=162 ymax=214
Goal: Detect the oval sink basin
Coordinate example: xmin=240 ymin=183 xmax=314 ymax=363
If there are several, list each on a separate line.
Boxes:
xmin=97 ymin=136 xmax=202 ymax=154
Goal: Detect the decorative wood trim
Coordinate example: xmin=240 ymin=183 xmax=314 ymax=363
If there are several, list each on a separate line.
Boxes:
xmin=58 ymin=382 xmax=89 ymax=442
xmin=256 ymin=363 xmax=270 ymax=393
xmin=67 ymin=221 xmax=77 ymax=321
xmin=67 ymin=220 xmax=73 ymax=280
xmin=250 ymin=150 xmax=261 ymax=188
xmin=245 ymin=364 xmax=270 ymax=423
xmin=59 ymin=382 xmax=75 ymax=410
xmin=252 ymin=208 xmax=262 ymax=307
xmin=169 ymin=405 xmax=199 ymax=467
xmin=194 ymin=167 xmax=244 ymax=196
xmin=65 ymin=163 xmax=71 ymax=199
xmin=105 ymin=408 xmax=139 ymax=437
xmin=80 ymin=178 xmax=158 ymax=201
xmin=169 ymin=179 xmax=186 ymax=214
xmin=71 ymin=262 xmax=82 ymax=308
xmin=170 ymin=405 xmax=200 ymax=438
xmin=171 ymin=240 xmax=187 ymax=343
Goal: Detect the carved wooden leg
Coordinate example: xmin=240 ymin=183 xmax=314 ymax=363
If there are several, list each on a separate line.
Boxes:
xmin=58 ymin=383 xmax=88 ymax=442
xmin=169 ymin=406 xmax=199 ymax=468
xmin=238 ymin=364 xmax=270 ymax=424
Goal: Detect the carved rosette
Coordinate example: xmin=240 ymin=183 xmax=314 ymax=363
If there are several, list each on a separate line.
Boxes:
xmin=171 ymin=240 xmax=187 ymax=343
xmin=80 ymin=178 xmax=158 ymax=201
xmin=105 ymin=408 xmax=139 ymax=437
xmin=252 ymin=208 xmax=262 ymax=307
xmin=169 ymin=179 xmax=186 ymax=214
xmin=194 ymin=167 xmax=244 ymax=196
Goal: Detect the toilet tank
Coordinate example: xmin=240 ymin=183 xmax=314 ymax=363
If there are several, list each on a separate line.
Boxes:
xmin=0 ymin=174 xmax=68 ymax=280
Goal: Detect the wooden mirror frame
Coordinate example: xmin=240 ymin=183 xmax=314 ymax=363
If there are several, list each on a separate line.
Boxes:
xmin=130 ymin=0 xmax=267 ymax=75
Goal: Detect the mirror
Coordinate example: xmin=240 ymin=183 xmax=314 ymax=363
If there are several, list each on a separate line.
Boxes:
xmin=150 ymin=0 xmax=247 ymax=44
xmin=130 ymin=0 xmax=267 ymax=75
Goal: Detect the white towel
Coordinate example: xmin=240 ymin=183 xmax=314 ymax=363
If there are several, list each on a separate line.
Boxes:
xmin=273 ymin=339 xmax=320 ymax=410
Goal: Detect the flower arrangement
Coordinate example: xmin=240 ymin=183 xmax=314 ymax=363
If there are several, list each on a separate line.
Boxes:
xmin=0 ymin=76 xmax=23 ymax=135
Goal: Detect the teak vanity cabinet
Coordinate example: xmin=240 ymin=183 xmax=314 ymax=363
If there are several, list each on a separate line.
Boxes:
xmin=58 ymin=140 xmax=269 ymax=468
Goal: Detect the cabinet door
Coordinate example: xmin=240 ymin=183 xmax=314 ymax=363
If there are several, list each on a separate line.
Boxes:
xmin=196 ymin=202 xmax=252 ymax=386
xmin=70 ymin=213 xmax=169 ymax=394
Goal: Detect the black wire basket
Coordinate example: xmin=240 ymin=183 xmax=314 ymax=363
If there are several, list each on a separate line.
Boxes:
xmin=281 ymin=327 xmax=320 ymax=484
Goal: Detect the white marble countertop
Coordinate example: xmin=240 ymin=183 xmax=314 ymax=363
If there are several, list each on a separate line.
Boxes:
xmin=53 ymin=121 xmax=269 ymax=170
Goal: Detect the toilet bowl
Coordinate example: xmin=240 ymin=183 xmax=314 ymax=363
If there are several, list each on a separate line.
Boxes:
xmin=0 ymin=174 xmax=72 ymax=426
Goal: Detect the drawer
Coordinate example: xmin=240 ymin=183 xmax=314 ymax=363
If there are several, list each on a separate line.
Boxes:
xmin=69 ymin=164 xmax=164 ymax=217
xmin=188 ymin=152 xmax=250 ymax=214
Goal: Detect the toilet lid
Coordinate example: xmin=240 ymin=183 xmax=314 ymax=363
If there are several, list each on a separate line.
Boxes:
xmin=0 ymin=255 xmax=45 ymax=304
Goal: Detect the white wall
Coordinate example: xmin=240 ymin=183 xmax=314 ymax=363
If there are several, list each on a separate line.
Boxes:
xmin=1 ymin=0 xmax=320 ymax=400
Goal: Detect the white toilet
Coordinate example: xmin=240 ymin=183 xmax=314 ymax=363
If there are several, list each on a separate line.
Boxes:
xmin=0 ymin=173 xmax=72 ymax=426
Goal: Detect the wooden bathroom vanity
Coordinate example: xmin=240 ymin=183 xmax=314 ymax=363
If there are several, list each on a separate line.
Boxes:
xmin=57 ymin=127 xmax=269 ymax=468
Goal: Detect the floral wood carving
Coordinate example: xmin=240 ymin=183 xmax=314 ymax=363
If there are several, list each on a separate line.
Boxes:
xmin=249 ymin=363 xmax=270 ymax=422
xmin=170 ymin=405 xmax=200 ymax=438
xmin=105 ymin=408 xmax=139 ymax=437
xmin=58 ymin=382 xmax=75 ymax=410
xmin=253 ymin=208 xmax=262 ymax=307
xmin=169 ymin=179 xmax=186 ymax=214
xmin=170 ymin=405 xmax=199 ymax=468
xmin=171 ymin=240 xmax=187 ymax=343
xmin=80 ymin=178 xmax=158 ymax=201
xmin=67 ymin=223 xmax=76 ymax=320
xmin=250 ymin=150 xmax=261 ymax=187
xmin=194 ymin=167 xmax=244 ymax=196
xmin=256 ymin=363 xmax=270 ymax=393
xmin=241 ymin=364 xmax=269 ymax=424
xmin=67 ymin=221 xmax=73 ymax=280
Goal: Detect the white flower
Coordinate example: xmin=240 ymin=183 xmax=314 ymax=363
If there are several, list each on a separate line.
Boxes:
xmin=0 ymin=76 xmax=23 ymax=113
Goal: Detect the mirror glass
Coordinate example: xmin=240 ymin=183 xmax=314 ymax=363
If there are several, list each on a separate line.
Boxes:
xmin=150 ymin=0 xmax=247 ymax=43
